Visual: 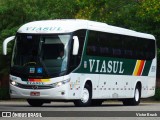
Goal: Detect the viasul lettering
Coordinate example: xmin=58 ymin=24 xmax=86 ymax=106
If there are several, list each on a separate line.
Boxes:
xmin=26 ymin=27 xmax=62 ymax=32
xmin=88 ymin=59 xmax=124 ymax=74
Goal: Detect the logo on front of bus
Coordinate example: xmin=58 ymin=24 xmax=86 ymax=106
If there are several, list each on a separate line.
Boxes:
xmin=86 ymin=59 xmax=124 ymax=74
xmin=26 ymin=27 xmax=62 ymax=32
xmin=26 ymin=82 xmax=44 ymax=85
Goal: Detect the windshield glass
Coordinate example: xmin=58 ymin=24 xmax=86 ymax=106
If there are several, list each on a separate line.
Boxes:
xmin=11 ymin=34 xmax=71 ymax=78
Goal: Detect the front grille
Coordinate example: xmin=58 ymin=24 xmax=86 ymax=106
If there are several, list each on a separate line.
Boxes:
xmin=17 ymin=83 xmax=53 ymax=89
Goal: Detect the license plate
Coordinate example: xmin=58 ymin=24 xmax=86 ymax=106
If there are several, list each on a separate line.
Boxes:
xmin=30 ymin=92 xmax=40 ymax=96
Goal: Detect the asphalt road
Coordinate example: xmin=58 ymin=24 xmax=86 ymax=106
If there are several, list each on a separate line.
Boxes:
xmin=0 ymin=100 xmax=160 ymax=120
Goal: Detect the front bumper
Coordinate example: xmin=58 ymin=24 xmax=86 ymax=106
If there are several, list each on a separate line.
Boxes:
xmin=10 ymin=83 xmax=70 ymax=100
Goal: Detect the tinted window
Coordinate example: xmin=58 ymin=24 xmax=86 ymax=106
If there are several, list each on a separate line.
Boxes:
xmin=86 ymin=30 xmax=155 ymax=60
xmin=86 ymin=31 xmax=99 ymax=56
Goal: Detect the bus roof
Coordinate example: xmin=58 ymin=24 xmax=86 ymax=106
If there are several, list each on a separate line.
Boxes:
xmin=17 ymin=19 xmax=155 ymax=40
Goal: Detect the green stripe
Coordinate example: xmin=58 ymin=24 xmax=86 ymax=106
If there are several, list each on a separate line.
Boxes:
xmin=142 ymin=60 xmax=152 ymax=76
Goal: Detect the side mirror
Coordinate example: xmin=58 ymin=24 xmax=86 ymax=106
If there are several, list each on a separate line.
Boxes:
xmin=72 ymin=36 xmax=79 ymax=55
xmin=3 ymin=36 xmax=15 ymax=55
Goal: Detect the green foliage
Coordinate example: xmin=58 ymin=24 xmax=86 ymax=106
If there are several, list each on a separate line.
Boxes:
xmin=154 ymin=88 xmax=160 ymax=101
xmin=137 ymin=0 xmax=160 ymax=22
xmin=0 ymin=88 xmax=10 ymax=100
xmin=158 ymin=48 xmax=160 ymax=60
xmin=75 ymin=0 xmax=137 ymax=25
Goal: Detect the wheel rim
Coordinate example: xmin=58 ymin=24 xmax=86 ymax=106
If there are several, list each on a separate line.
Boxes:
xmin=81 ymin=88 xmax=89 ymax=103
xmin=135 ymin=88 xmax=139 ymax=102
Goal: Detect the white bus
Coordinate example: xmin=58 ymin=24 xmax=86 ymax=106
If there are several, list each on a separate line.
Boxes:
xmin=3 ymin=19 xmax=156 ymax=107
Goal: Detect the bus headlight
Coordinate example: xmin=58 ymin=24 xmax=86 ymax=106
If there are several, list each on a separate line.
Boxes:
xmin=10 ymin=80 xmax=18 ymax=86
xmin=51 ymin=79 xmax=70 ymax=88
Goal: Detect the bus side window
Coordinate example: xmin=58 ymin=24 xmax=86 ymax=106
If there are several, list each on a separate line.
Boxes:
xmin=86 ymin=31 xmax=99 ymax=56
xmin=86 ymin=30 xmax=155 ymax=60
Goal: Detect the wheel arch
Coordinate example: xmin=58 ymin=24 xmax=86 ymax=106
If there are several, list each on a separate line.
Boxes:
xmin=131 ymin=80 xmax=142 ymax=98
xmin=136 ymin=81 xmax=142 ymax=91
xmin=133 ymin=81 xmax=142 ymax=97
xmin=82 ymin=79 xmax=93 ymax=98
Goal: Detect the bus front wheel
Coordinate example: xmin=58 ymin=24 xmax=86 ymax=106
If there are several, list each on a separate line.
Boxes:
xmin=74 ymin=84 xmax=92 ymax=107
xmin=27 ymin=99 xmax=44 ymax=107
xmin=123 ymin=85 xmax=141 ymax=106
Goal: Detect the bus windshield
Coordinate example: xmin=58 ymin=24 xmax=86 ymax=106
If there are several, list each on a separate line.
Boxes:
xmin=11 ymin=34 xmax=71 ymax=78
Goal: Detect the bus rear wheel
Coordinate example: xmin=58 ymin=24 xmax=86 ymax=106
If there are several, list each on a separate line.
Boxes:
xmin=74 ymin=84 xmax=92 ymax=107
xmin=27 ymin=99 xmax=44 ymax=107
xmin=123 ymin=85 xmax=141 ymax=106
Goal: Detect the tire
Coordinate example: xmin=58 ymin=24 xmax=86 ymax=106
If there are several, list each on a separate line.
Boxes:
xmin=123 ymin=85 xmax=141 ymax=106
xmin=27 ymin=99 xmax=44 ymax=107
xmin=91 ymin=100 xmax=103 ymax=106
xmin=74 ymin=84 xmax=92 ymax=107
